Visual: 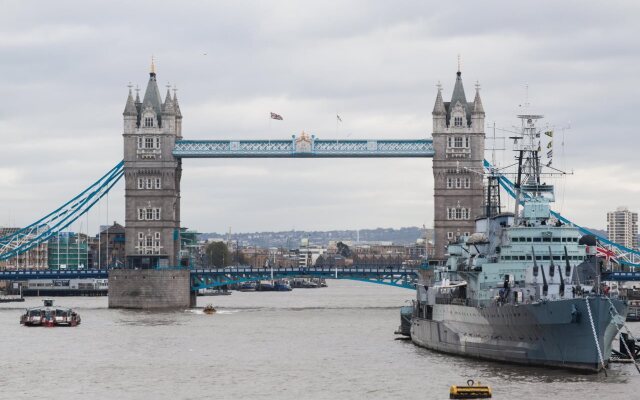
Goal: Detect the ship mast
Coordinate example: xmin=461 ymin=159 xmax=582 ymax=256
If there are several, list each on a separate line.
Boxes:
xmin=512 ymin=114 xmax=545 ymax=225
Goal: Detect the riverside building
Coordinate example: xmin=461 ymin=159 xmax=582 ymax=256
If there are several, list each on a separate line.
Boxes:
xmin=607 ymin=206 xmax=638 ymax=250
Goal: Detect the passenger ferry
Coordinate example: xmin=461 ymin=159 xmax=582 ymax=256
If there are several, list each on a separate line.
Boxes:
xmin=20 ymin=299 xmax=81 ymax=327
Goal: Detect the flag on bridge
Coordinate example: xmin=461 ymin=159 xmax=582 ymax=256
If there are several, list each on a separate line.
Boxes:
xmin=270 ymin=112 xmax=283 ymax=120
xmin=596 ymin=245 xmax=618 ymax=263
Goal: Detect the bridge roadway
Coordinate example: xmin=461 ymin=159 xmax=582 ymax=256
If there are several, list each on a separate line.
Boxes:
xmin=0 ymin=266 xmax=421 ymax=290
xmin=3 ymin=268 xmax=640 ymax=290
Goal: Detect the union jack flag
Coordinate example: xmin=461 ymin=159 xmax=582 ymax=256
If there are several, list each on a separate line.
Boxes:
xmin=270 ymin=112 xmax=283 ymax=120
xmin=596 ymin=245 xmax=618 ymax=263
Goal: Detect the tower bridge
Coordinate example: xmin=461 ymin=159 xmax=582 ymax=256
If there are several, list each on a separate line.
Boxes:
xmin=2 ymin=64 xmax=639 ymax=308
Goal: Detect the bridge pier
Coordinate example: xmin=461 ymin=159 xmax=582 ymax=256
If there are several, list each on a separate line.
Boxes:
xmin=108 ymin=269 xmax=191 ymax=309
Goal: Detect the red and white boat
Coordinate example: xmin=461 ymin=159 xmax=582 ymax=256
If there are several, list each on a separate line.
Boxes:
xmin=20 ymin=299 xmax=81 ymax=327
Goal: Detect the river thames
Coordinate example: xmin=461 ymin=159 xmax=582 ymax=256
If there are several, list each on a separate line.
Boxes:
xmin=1 ymin=280 xmax=638 ymax=399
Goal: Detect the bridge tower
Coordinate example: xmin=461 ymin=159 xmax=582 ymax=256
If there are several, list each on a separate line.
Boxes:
xmin=122 ymin=61 xmax=183 ymax=268
xmin=110 ymin=62 xmax=191 ymax=309
xmin=431 ymin=69 xmax=485 ymax=259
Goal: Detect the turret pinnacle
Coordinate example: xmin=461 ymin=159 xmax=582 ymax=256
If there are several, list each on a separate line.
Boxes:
xmin=472 ymin=84 xmax=485 ymax=115
xmin=142 ymin=66 xmax=163 ymax=125
xmin=432 ymin=85 xmax=446 ymax=115
xmin=447 ymin=69 xmax=471 ymax=126
xmin=173 ymin=90 xmax=182 ymax=119
xmin=123 ymin=88 xmax=137 ymax=116
xmin=162 ymin=89 xmax=175 ymax=115
xmin=450 ymin=71 xmax=468 ymax=109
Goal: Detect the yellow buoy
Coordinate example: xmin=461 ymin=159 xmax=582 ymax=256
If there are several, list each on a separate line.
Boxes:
xmin=450 ymin=379 xmax=492 ymax=399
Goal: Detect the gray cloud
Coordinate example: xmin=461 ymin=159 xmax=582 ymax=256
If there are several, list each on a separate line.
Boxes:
xmin=1 ymin=1 xmax=638 ymax=233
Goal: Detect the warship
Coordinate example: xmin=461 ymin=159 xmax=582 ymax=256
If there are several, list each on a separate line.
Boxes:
xmin=411 ymin=113 xmax=628 ymax=372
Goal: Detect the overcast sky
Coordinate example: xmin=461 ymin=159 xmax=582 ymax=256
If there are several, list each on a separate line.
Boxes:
xmin=1 ymin=1 xmax=639 ymax=235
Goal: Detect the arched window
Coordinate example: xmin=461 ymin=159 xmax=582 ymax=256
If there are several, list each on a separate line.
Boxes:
xmin=454 ymin=116 xmax=463 ymax=127
xmin=144 ymin=117 xmax=154 ymax=127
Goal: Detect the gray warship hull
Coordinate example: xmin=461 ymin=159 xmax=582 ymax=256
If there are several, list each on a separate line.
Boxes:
xmin=411 ymin=296 xmax=627 ymax=372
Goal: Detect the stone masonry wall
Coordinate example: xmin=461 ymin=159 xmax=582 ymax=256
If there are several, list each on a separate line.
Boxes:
xmin=108 ymin=269 xmax=191 ymax=309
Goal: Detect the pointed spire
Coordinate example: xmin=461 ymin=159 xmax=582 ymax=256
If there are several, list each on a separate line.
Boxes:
xmin=472 ymin=82 xmax=485 ymax=115
xmin=123 ymin=86 xmax=137 ymax=116
xmin=142 ymin=65 xmax=163 ymax=125
xmin=135 ymin=85 xmax=141 ymax=103
xmin=448 ymin=69 xmax=471 ymax=125
xmin=173 ymin=87 xmax=182 ymax=118
xmin=450 ymin=70 xmax=468 ymax=107
xmin=432 ymin=83 xmax=446 ymax=115
xmin=162 ymin=88 xmax=175 ymax=115
xmin=150 ymin=55 xmax=156 ymax=76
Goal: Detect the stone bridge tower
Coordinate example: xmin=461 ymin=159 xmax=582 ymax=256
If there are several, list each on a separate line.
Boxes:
xmin=431 ymin=69 xmax=485 ymax=259
xmin=122 ymin=62 xmax=183 ymax=268
xmin=109 ymin=63 xmax=192 ymax=309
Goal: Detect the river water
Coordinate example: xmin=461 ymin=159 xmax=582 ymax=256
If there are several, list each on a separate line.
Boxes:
xmin=1 ymin=280 xmax=639 ymax=399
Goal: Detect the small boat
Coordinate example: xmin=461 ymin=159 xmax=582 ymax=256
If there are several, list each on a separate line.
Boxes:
xmin=394 ymin=305 xmax=413 ymax=337
xmin=274 ymin=279 xmax=292 ymax=291
xmin=301 ymin=280 xmax=319 ymax=289
xmin=449 ymin=380 xmax=492 ymax=399
xmin=20 ymin=299 xmax=81 ymax=327
xmin=239 ymin=282 xmax=257 ymax=292
xmin=203 ymin=304 xmax=216 ymax=314
xmin=256 ymin=281 xmax=275 ymax=291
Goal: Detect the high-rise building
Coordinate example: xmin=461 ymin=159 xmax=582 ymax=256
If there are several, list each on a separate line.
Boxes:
xmin=607 ymin=206 xmax=638 ymax=249
xmin=122 ymin=61 xmax=183 ymax=268
xmin=431 ymin=69 xmax=486 ymax=259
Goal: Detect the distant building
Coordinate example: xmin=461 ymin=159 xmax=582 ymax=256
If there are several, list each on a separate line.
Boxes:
xmin=48 ymin=232 xmax=89 ymax=270
xmin=180 ymin=228 xmax=202 ymax=267
xmin=0 ymin=227 xmax=48 ymax=270
xmin=607 ymin=206 xmax=638 ymax=249
xmin=96 ymin=222 xmax=126 ymax=268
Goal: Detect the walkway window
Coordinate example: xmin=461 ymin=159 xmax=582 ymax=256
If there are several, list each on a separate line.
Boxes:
xmin=144 ymin=117 xmax=154 ymax=127
xmin=454 ymin=117 xmax=463 ymax=127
